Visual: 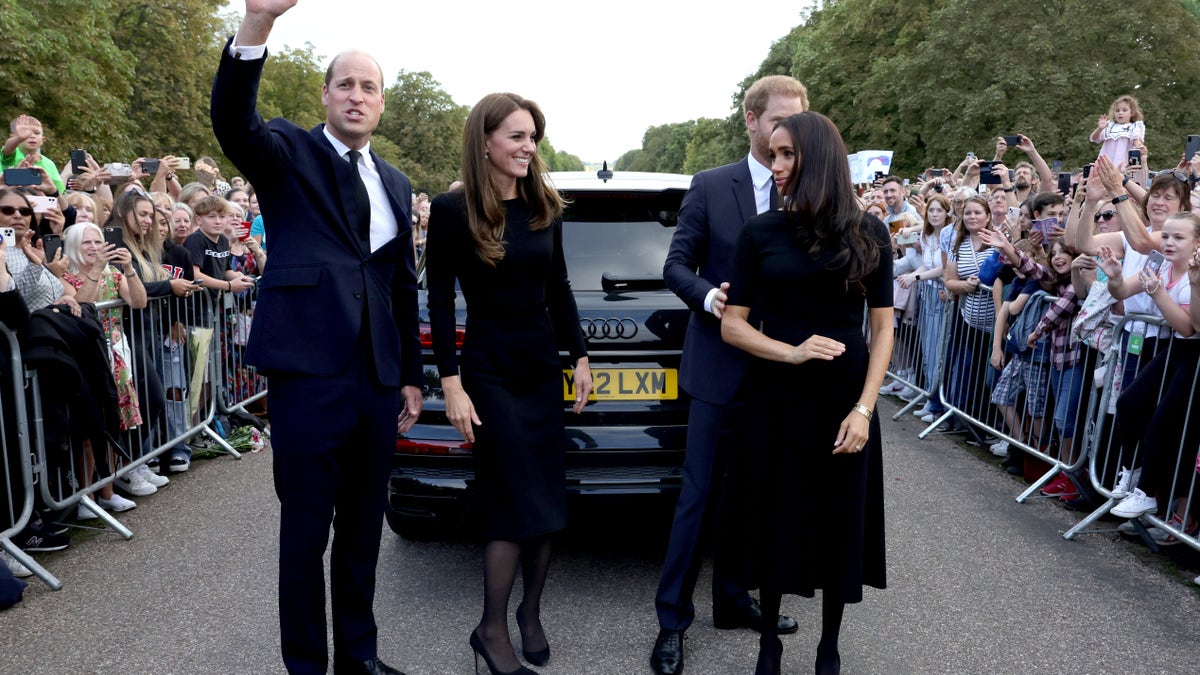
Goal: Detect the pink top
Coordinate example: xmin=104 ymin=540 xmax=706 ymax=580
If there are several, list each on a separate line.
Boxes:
xmin=1091 ymin=120 xmax=1145 ymax=166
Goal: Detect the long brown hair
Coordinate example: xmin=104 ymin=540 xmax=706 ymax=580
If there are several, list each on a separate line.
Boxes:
xmin=923 ymin=193 xmax=952 ymax=237
xmin=104 ymin=190 xmax=168 ymax=281
xmin=460 ymin=93 xmax=564 ymax=266
xmin=776 ymin=111 xmax=880 ymax=284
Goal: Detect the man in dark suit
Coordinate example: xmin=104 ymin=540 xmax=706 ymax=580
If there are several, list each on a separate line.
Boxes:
xmin=652 ymin=75 xmax=809 ymax=675
xmin=211 ymin=3 xmax=423 ymax=674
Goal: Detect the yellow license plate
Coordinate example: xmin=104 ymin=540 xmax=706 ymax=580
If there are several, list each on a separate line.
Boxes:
xmin=563 ymin=368 xmax=678 ymax=401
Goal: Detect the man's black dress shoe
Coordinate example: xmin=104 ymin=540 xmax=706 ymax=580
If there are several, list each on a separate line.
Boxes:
xmin=334 ymin=656 xmax=405 ymax=675
xmin=650 ymin=628 xmax=684 ymax=675
xmin=713 ymin=598 xmax=799 ymax=634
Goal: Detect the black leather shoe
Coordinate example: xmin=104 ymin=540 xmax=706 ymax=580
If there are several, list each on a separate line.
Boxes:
xmin=650 ymin=628 xmax=684 ymax=675
xmin=334 ymin=656 xmax=405 ymax=675
xmin=713 ymin=598 xmax=799 ymax=635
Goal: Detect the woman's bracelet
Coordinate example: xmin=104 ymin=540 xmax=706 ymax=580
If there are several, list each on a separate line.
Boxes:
xmin=851 ymin=403 xmax=873 ymax=421
xmin=85 ymin=273 xmax=100 ymax=283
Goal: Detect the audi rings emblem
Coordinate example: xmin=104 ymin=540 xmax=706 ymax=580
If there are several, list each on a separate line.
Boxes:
xmin=580 ymin=318 xmax=638 ymax=339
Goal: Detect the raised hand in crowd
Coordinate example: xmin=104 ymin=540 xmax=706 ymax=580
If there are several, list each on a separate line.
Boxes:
xmin=908 ymin=192 xmax=925 ymax=215
xmin=3 ymin=114 xmax=37 ymax=156
xmin=1095 ymin=113 xmax=1109 ymax=132
xmin=994 ymin=136 xmax=1008 ymax=161
xmin=41 ymin=203 xmax=65 ymax=235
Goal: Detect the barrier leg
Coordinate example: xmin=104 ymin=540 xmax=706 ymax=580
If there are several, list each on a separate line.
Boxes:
xmin=73 ymin=494 xmax=133 ymax=540
xmin=0 ymin=536 xmax=61 ymax=591
xmin=199 ymin=425 xmax=242 ymax=460
xmin=1015 ymin=466 xmax=1062 ymax=504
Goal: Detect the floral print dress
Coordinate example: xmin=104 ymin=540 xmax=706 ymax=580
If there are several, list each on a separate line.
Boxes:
xmin=64 ymin=268 xmax=142 ymax=430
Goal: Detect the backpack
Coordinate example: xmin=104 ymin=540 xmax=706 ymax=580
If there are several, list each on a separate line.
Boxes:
xmin=1006 ymin=290 xmax=1053 ymax=363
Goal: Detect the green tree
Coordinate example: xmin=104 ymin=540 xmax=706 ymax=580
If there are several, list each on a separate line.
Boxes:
xmin=683 ymin=116 xmax=743 ymax=174
xmin=788 ymin=0 xmax=1200 ymax=174
xmin=538 ymin=138 xmax=584 ymax=171
xmin=375 ymin=70 xmax=468 ymax=193
xmin=258 ymin=42 xmax=327 ymax=132
xmin=0 ymin=0 xmax=134 ymax=161
xmin=113 ymin=0 xmax=227 ymax=162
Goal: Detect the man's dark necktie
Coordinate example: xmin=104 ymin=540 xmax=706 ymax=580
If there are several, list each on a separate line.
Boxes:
xmin=347 ymin=149 xmax=371 ymax=251
xmin=768 ymin=181 xmax=780 ymax=211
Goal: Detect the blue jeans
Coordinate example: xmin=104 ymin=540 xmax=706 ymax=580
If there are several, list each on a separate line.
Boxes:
xmin=1048 ymin=363 xmax=1084 ymax=439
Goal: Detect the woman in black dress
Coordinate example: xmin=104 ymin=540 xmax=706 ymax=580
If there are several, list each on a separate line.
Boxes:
xmin=720 ymin=112 xmax=893 ymax=675
xmin=425 ymin=92 xmax=592 ymax=675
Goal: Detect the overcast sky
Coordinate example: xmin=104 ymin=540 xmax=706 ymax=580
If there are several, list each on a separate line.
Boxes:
xmin=223 ymin=1 xmax=805 ymax=164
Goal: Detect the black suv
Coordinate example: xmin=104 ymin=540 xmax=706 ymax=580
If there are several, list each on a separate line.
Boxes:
xmin=387 ymin=170 xmax=693 ymax=537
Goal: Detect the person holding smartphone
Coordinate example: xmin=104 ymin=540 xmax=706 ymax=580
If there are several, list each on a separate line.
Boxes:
xmin=184 ymin=196 xmax=255 ymax=296
xmin=0 ymin=188 xmax=75 ymax=313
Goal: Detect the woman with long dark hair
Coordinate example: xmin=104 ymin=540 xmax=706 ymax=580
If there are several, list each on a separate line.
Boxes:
xmin=719 ymin=111 xmax=892 ymax=675
xmin=425 ymin=92 xmax=592 ymax=675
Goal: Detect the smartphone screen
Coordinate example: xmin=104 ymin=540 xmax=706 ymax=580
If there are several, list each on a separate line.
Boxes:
xmin=1002 ymin=135 xmax=1021 ymax=146
xmin=142 ymin=158 xmax=160 ymax=174
xmin=1128 ymin=149 xmax=1142 ymax=167
xmin=42 ymin=233 xmax=62 ymax=262
xmin=977 ymin=161 xmax=1000 ymax=184
xmin=103 ymin=226 xmax=124 ymax=248
xmin=1031 ymin=218 xmax=1058 ymax=235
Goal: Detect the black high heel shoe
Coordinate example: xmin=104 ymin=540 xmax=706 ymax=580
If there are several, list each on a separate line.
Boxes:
xmin=469 ymin=630 xmax=536 ymax=675
xmin=515 ymin=602 xmax=550 ymax=666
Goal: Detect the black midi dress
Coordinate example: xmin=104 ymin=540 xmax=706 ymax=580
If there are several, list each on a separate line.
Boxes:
xmin=719 ymin=210 xmax=891 ymax=603
xmin=425 ymin=191 xmax=587 ymax=541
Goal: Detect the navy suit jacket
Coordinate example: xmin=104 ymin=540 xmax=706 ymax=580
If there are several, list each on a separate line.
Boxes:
xmin=663 ymin=158 xmax=760 ymax=406
xmin=210 ymin=41 xmax=422 ymax=388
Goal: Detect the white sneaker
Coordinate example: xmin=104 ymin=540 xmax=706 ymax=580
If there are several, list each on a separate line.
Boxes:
xmin=138 ymin=464 xmax=169 ymax=488
xmin=1112 ymin=466 xmax=1141 ymax=499
xmin=76 ymin=501 xmax=102 ymax=520
xmin=1110 ymin=488 xmax=1157 ymax=519
xmin=1 ymin=550 xmax=33 ymax=578
xmin=989 ymin=440 xmax=1010 ymax=458
xmin=115 ymin=468 xmax=156 ymax=497
xmin=898 ymin=387 xmax=919 ymax=401
xmin=1194 ymin=574 xmax=1200 ymax=585
xmin=879 ymin=381 xmax=902 ymax=395
xmin=913 ymin=403 xmax=933 ymax=417
xmin=920 ymin=412 xmax=937 ymax=424
xmin=98 ymin=493 xmax=137 ymax=513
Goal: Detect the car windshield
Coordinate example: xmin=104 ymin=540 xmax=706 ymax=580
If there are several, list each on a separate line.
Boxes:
xmin=561 ymin=191 xmax=682 ymax=292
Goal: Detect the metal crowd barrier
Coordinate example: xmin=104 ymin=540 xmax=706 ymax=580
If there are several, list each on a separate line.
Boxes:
xmin=1065 ymin=314 xmax=1200 ymax=554
xmin=215 ymin=283 xmax=269 ymax=453
xmin=3 ymin=282 xmax=263 ymax=589
xmin=0 ymin=322 xmax=59 ymax=589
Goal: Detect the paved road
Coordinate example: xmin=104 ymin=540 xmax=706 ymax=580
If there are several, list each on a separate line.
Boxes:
xmin=3 ymin=400 xmax=1199 ymax=674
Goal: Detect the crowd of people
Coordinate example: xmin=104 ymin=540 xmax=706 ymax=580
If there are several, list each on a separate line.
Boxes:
xmin=872 ymin=93 xmax=1200 ymax=568
xmin=4 ymin=16 xmax=1199 ymax=669
xmin=0 ymin=113 xmax=270 ymax=584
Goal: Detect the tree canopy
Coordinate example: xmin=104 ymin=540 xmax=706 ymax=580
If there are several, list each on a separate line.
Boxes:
xmin=622 ymin=0 xmax=1200 ymax=176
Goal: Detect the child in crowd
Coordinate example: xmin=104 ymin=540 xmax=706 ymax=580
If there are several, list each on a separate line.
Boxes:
xmin=1103 ymin=213 xmax=1200 ymax=544
xmin=184 ymin=196 xmax=255 ymax=296
xmin=1 ymin=114 xmax=66 ymax=194
xmin=984 ymin=238 xmax=1051 ymax=465
xmin=1090 ymin=95 xmax=1146 ymax=167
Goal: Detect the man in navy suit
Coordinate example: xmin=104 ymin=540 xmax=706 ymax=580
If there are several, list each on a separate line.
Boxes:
xmin=211 ymin=2 xmax=422 ymax=674
xmin=652 ymin=75 xmax=809 ymax=675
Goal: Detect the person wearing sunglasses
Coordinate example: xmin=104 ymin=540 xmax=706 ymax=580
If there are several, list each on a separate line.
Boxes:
xmin=0 ymin=187 xmax=76 ymax=314
xmin=1065 ymin=155 xmax=1190 ymax=390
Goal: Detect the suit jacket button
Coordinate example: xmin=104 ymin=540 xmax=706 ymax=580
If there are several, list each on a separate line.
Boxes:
xmin=354 ymin=291 xmax=363 ymax=299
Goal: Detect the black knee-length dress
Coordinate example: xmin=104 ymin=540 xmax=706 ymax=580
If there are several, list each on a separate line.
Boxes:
xmin=425 ymin=191 xmax=587 ymax=541
xmin=718 ymin=210 xmax=891 ymax=603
